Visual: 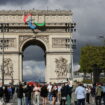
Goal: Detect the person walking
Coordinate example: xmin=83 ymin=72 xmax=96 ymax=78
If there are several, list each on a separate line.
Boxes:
xmin=75 ymin=83 xmax=86 ymax=105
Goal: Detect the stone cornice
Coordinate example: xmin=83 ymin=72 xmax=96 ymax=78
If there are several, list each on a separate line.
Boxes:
xmin=0 ymin=10 xmax=72 ymax=16
xmin=0 ymin=51 xmax=20 ymax=54
xmin=46 ymin=51 xmax=71 ymax=54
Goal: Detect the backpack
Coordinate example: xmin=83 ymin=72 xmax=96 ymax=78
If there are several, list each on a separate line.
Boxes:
xmin=96 ymin=86 xmax=102 ymax=96
xmin=0 ymin=87 xmax=3 ymax=97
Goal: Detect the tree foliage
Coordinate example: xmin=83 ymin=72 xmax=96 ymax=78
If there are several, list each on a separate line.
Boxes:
xmin=80 ymin=45 xmax=105 ymax=73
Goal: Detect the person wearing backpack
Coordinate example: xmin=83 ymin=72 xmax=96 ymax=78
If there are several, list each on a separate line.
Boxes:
xmin=102 ymin=83 xmax=105 ymax=105
xmin=95 ymin=83 xmax=102 ymax=105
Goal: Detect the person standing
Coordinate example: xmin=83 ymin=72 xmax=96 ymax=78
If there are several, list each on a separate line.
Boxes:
xmin=60 ymin=83 xmax=67 ymax=105
xmin=51 ymin=84 xmax=58 ymax=105
xmin=66 ymin=81 xmax=72 ymax=105
xmin=33 ymin=83 xmax=41 ymax=105
xmin=4 ymin=86 xmax=10 ymax=103
xmin=24 ymin=84 xmax=33 ymax=105
xmin=95 ymin=83 xmax=102 ymax=105
xmin=102 ymin=83 xmax=105 ymax=105
xmin=86 ymin=85 xmax=91 ymax=104
xmin=57 ymin=84 xmax=62 ymax=103
xmin=40 ymin=84 xmax=48 ymax=105
xmin=16 ymin=84 xmax=24 ymax=105
xmin=91 ymin=84 xmax=96 ymax=104
xmin=0 ymin=84 xmax=3 ymax=104
xmin=72 ymin=82 xmax=78 ymax=105
xmin=47 ymin=82 xmax=52 ymax=102
xmin=75 ymin=83 xmax=86 ymax=105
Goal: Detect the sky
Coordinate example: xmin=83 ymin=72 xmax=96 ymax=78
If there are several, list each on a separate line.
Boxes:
xmin=0 ymin=0 xmax=105 ymax=81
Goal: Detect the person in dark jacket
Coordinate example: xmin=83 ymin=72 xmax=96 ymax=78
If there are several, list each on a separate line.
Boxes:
xmin=0 ymin=85 xmax=3 ymax=99
xmin=4 ymin=86 xmax=10 ymax=103
xmin=40 ymin=84 xmax=48 ymax=105
xmin=24 ymin=84 xmax=33 ymax=105
xmin=51 ymin=85 xmax=58 ymax=105
xmin=16 ymin=84 xmax=24 ymax=105
xmin=60 ymin=83 xmax=67 ymax=105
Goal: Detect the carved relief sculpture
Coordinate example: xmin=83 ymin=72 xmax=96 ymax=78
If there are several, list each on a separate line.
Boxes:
xmin=1 ymin=58 xmax=13 ymax=79
xmin=19 ymin=35 xmax=49 ymax=48
xmin=55 ymin=57 xmax=68 ymax=78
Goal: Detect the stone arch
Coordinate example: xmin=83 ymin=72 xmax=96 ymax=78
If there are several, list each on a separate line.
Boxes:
xmin=19 ymin=37 xmax=47 ymax=82
xmin=20 ymin=37 xmax=47 ymax=52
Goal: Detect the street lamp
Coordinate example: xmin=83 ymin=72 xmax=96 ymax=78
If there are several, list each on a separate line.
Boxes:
xmin=70 ymin=23 xmax=76 ymax=81
xmin=0 ymin=23 xmax=5 ymax=85
xmin=70 ymin=39 xmax=76 ymax=80
xmin=0 ymin=23 xmax=9 ymax=85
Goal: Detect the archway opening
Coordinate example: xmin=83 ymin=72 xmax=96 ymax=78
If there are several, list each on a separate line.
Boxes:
xmin=22 ymin=39 xmax=46 ymax=82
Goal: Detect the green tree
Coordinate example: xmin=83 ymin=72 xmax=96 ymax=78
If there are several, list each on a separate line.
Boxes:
xmin=80 ymin=45 xmax=105 ymax=83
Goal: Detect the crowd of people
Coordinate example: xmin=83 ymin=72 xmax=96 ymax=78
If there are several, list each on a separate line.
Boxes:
xmin=0 ymin=81 xmax=105 ymax=105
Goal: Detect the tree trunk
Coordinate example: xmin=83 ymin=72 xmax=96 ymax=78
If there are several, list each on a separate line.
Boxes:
xmin=93 ymin=69 xmax=100 ymax=84
xmin=84 ymin=72 xmax=86 ymax=80
xmin=91 ymin=72 xmax=93 ymax=82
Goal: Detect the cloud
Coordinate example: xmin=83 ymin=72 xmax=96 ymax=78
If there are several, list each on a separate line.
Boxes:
xmin=0 ymin=0 xmax=49 ymax=6
xmin=0 ymin=0 xmax=105 ymax=68
xmin=23 ymin=60 xmax=45 ymax=81
xmin=0 ymin=0 xmax=32 ymax=5
xmin=73 ymin=64 xmax=80 ymax=72
xmin=23 ymin=45 xmax=45 ymax=61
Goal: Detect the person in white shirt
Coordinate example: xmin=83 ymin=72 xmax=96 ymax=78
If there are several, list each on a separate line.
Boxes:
xmin=47 ymin=82 xmax=52 ymax=102
xmin=57 ymin=84 xmax=62 ymax=103
xmin=86 ymin=85 xmax=91 ymax=104
xmin=33 ymin=83 xmax=41 ymax=105
xmin=75 ymin=83 xmax=86 ymax=105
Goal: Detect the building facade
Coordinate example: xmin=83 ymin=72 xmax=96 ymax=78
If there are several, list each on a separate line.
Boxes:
xmin=0 ymin=10 xmax=75 ymax=84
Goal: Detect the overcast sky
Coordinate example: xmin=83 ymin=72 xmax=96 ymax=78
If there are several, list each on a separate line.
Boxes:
xmin=0 ymin=0 xmax=105 ymax=81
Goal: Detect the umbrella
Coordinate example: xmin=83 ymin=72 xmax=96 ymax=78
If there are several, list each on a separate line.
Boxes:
xmin=27 ymin=81 xmax=36 ymax=86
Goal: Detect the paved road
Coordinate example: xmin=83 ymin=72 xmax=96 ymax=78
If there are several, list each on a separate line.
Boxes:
xmin=1 ymin=93 xmax=97 ymax=105
xmin=4 ymin=99 xmax=96 ymax=105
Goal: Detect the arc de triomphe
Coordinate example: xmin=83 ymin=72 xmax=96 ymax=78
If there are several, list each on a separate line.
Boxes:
xmin=0 ymin=10 xmax=75 ymax=84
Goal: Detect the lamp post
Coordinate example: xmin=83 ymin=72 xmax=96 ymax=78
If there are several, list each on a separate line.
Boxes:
xmin=70 ymin=39 xmax=76 ymax=80
xmin=1 ymin=23 xmax=5 ymax=85
xmin=70 ymin=23 xmax=76 ymax=81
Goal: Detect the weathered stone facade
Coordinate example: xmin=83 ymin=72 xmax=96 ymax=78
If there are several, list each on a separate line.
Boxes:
xmin=0 ymin=10 xmax=75 ymax=84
